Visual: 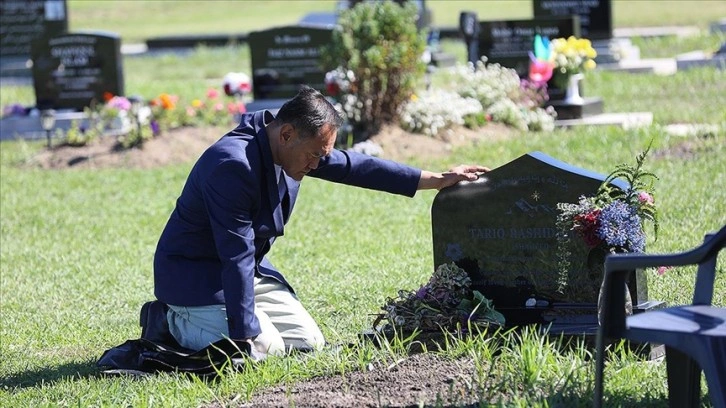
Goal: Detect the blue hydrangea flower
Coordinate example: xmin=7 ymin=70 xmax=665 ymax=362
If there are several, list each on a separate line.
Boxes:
xmin=596 ymin=200 xmax=646 ymax=253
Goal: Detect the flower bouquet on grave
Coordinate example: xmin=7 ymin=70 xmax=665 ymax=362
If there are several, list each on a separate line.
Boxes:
xmin=555 ymin=141 xmax=659 ymax=318
xmin=372 ymin=263 xmax=506 ymax=345
xmin=549 ymin=36 xmax=598 ymax=89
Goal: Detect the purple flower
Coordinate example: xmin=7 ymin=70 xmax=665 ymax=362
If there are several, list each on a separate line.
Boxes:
xmin=597 ymin=200 xmax=645 ymax=252
xmin=415 ymin=286 xmax=427 ymax=299
xmin=150 ymin=120 xmax=160 ymax=136
xmin=3 ymin=104 xmax=27 ymax=117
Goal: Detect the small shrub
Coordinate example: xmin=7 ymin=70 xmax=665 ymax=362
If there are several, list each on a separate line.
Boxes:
xmin=322 ymin=0 xmax=426 ymax=137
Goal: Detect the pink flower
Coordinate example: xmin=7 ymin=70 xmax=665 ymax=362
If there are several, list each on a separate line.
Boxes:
xmin=638 ymin=192 xmax=654 ymax=205
xmin=107 ymin=96 xmax=131 ymax=111
xmin=657 ymin=266 xmax=671 ymax=276
xmin=206 ymin=88 xmax=219 ymax=99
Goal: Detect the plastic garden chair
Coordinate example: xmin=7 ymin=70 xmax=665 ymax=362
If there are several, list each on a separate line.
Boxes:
xmin=594 ymin=224 xmax=726 ymax=408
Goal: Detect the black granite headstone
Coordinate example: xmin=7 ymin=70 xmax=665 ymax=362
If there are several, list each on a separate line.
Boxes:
xmin=0 ymin=0 xmax=68 ymax=59
xmin=248 ymin=25 xmax=333 ymax=101
xmin=477 ymin=17 xmax=579 ymax=77
xmin=31 ymin=31 xmax=124 ymax=111
xmin=431 ymin=152 xmax=659 ymax=334
xmin=533 ymin=0 xmax=612 ymax=41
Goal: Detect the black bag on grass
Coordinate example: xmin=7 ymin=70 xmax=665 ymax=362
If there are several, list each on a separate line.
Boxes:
xmin=96 ymin=301 xmax=249 ymax=376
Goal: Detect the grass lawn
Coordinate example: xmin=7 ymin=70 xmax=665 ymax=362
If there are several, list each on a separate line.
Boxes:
xmin=2 ymin=1 xmax=726 ymax=407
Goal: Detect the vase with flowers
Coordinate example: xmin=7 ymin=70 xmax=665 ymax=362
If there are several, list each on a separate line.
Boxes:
xmin=556 ymin=141 xmax=658 ymax=323
xmin=550 ymin=36 xmax=598 ymax=104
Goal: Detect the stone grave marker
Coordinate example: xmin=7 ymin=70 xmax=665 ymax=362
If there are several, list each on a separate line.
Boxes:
xmin=533 ymin=0 xmax=612 ymax=40
xmin=476 ymin=17 xmax=579 ymax=77
xmin=533 ymin=0 xmax=639 ymax=64
xmin=247 ymin=25 xmax=333 ymax=102
xmin=31 ymin=31 xmax=124 ymax=111
xmin=431 ymin=151 xmax=662 ymax=336
xmin=0 ymin=0 xmax=68 ymax=60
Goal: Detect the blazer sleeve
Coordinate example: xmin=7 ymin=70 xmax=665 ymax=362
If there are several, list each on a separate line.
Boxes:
xmin=309 ymin=149 xmax=421 ymax=197
xmin=202 ymin=160 xmax=261 ymax=340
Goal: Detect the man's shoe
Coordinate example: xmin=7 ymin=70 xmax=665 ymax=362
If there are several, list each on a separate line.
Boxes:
xmin=139 ymin=300 xmax=179 ymax=347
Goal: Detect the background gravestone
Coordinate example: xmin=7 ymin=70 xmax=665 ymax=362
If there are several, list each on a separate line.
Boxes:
xmin=0 ymin=0 xmax=68 ymax=59
xmin=533 ymin=0 xmax=612 ymax=40
xmin=431 ymin=151 xmax=658 ymax=334
xmin=31 ymin=31 xmax=124 ymax=111
xmin=476 ymin=17 xmax=579 ymax=77
xmin=248 ymin=25 xmax=333 ymax=101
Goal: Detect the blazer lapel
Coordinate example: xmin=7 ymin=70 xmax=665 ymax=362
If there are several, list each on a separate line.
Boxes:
xmin=255 ymin=110 xmax=285 ymax=236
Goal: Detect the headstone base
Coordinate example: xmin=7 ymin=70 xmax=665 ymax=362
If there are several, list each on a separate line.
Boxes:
xmin=0 ymin=110 xmax=129 ymax=141
xmin=554 ymin=112 xmax=653 ymax=129
xmin=592 ymin=38 xmax=640 ymax=64
xmin=547 ymin=97 xmax=604 ymax=120
xmin=676 ymin=50 xmax=726 ymax=71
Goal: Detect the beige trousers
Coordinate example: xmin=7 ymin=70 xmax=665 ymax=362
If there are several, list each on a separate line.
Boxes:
xmin=166 ymin=276 xmax=325 ymax=356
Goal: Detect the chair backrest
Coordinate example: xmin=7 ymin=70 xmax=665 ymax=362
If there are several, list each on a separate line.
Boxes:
xmin=693 ymin=228 xmax=724 ymax=305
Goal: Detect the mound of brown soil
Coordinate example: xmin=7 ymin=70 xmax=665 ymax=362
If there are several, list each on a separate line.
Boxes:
xmin=233 ymin=353 xmax=483 ymax=408
xmin=23 ymin=123 xmax=514 ymax=170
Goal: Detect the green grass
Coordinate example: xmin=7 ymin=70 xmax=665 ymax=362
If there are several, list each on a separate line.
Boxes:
xmin=2 ymin=2 xmax=726 ymax=407
xmin=1 ymin=120 xmax=724 ymax=407
xmin=67 ymin=0 xmax=726 ymax=44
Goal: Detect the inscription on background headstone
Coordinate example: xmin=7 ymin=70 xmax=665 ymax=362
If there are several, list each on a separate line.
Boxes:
xmin=248 ymin=25 xmax=333 ymax=100
xmin=533 ymin=0 xmax=612 ymax=40
xmin=431 ymin=152 xmax=647 ymax=329
xmin=477 ymin=17 xmax=579 ymax=77
xmin=0 ymin=0 xmax=68 ymax=59
xmin=31 ymin=31 xmax=124 ymax=110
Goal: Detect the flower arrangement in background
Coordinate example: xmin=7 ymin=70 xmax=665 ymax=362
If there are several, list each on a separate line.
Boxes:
xmin=556 ymin=141 xmax=658 ymax=292
xmin=222 ymin=72 xmax=252 ymax=97
xmin=374 ymin=263 xmax=506 ymax=334
xmin=528 ymin=35 xmax=597 ymax=89
xmin=550 ymin=36 xmax=597 ymax=86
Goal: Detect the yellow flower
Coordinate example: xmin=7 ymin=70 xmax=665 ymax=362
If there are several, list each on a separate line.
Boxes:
xmin=191 ymin=99 xmax=203 ymax=108
xmin=584 ymin=59 xmax=597 ymax=70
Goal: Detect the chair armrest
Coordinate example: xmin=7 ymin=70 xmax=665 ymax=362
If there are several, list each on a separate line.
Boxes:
xmin=605 ymin=225 xmax=725 ymax=272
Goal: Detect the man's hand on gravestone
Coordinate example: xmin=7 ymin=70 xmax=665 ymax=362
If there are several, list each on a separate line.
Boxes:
xmin=418 ymin=165 xmax=490 ymax=191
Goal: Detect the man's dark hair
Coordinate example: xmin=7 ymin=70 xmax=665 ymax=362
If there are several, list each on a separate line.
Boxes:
xmin=274 ymin=85 xmax=344 ymax=139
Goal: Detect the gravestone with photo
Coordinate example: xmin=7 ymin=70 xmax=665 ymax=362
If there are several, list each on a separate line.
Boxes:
xmin=0 ymin=0 xmax=68 ymax=76
xmin=247 ymin=25 xmax=333 ymax=111
xmin=533 ymin=0 xmax=639 ymax=64
xmin=431 ymin=151 xmax=664 ymax=339
xmin=31 ymin=31 xmax=124 ymax=111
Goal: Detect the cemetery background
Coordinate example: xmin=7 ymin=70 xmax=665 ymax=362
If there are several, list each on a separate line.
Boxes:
xmin=0 ymin=1 xmax=725 ymax=407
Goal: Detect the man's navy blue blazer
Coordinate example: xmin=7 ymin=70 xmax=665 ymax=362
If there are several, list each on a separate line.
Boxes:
xmin=153 ymin=110 xmax=422 ymax=339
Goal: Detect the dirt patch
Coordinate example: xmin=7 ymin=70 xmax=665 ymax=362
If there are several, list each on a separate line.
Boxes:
xmin=369 ymin=122 xmax=514 ymax=163
xmin=22 ymin=123 xmax=514 ymax=170
xmin=23 ymin=126 xmax=228 ymax=170
xmin=231 ymin=353 xmax=483 ymax=408
xmin=651 ymin=134 xmax=720 ymax=161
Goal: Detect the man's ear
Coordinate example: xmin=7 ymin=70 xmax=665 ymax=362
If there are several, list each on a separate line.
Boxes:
xmin=280 ymin=124 xmax=295 ymax=144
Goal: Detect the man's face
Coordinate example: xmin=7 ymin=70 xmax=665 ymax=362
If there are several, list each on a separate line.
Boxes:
xmin=278 ymin=124 xmax=336 ymax=181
